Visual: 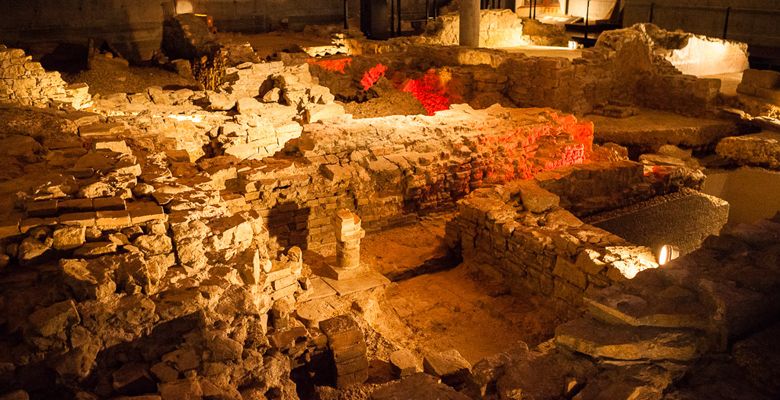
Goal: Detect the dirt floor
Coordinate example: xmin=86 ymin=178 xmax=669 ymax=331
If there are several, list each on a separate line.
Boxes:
xmin=63 ymin=56 xmax=197 ymax=96
xmin=218 ymin=31 xmax=334 ymax=60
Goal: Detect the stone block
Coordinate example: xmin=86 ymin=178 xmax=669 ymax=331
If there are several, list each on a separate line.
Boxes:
xmin=52 ymin=226 xmax=86 ymax=250
xmin=59 ymin=212 xmax=96 ymax=227
xmin=96 ymin=210 xmax=131 ymax=229
xmin=390 ymin=349 xmax=421 ymax=377
xmin=58 ymin=198 xmax=94 ymax=213
xmin=25 ymin=200 xmax=58 ymax=217
xmin=128 ymin=202 xmax=167 ymax=224
xmin=94 ymin=196 xmax=126 ymax=211
xmin=552 ymin=257 xmax=587 ymax=289
xmin=508 ymin=180 xmax=560 ymax=213
xmin=423 ymin=349 xmax=472 ymax=387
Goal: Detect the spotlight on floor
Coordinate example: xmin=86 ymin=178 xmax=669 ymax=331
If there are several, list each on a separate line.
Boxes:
xmin=656 ymin=244 xmax=680 ymax=266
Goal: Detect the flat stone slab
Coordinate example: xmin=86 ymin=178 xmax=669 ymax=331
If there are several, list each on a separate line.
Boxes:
xmin=716 ymin=131 xmax=780 ymax=169
xmin=586 ymin=189 xmax=729 ymax=254
xmin=321 ymin=270 xmax=390 ymax=296
xmin=555 ymin=318 xmax=706 ymax=362
xmin=295 ymin=298 xmax=338 ymax=328
xmin=589 ymin=109 xmax=738 ymax=149
xmin=584 ymin=277 xmax=710 ymax=330
xmin=302 ymin=277 xmax=337 ymax=301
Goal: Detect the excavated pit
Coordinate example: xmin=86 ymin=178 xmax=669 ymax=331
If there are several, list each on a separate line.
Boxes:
xmin=0 ymin=9 xmax=779 ymax=400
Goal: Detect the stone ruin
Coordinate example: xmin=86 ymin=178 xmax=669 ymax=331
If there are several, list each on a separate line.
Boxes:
xmin=0 ymin=5 xmax=778 ymax=400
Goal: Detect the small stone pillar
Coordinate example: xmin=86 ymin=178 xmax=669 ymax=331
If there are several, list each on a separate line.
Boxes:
xmin=329 ymin=209 xmax=365 ymax=279
xmin=459 ymin=0 xmax=480 ymax=47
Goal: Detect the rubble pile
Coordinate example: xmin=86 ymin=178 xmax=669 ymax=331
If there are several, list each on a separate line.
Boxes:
xmin=0 ymin=46 xmax=91 ymax=110
xmin=0 ymin=105 xmax=324 ymax=398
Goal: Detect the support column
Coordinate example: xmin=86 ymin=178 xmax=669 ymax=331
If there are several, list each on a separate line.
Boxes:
xmin=459 ymin=0 xmax=480 ymax=47
xmin=327 ymin=209 xmax=366 ymax=279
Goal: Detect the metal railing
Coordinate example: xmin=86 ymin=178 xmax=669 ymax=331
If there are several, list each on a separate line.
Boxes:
xmin=639 ymin=2 xmax=780 ymax=40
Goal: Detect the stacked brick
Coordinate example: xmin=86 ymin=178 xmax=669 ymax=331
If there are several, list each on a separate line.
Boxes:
xmin=234 ymin=106 xmax=593 ymax=252
xmin=0 ymin=45 xmax=91 ymax=109
xmin=331 ymin=209 xmax=365 ymax=278
xmin=319 ymin=315 xmax=369 ymax=388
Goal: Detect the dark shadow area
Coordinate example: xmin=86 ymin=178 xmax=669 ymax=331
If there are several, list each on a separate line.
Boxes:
xmin=386 ymin=246 xmax=463 ymax=282
xmin=39 ymin=42 xmax=89 ymax=73
xmin=267 ymin=201 xmax=311 ymax=250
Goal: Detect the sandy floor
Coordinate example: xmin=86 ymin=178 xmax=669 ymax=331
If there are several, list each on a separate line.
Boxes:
xmin=375 ymin=263 xmax=564 ymax=364
xmin=64 ymin=57 xmax=197 ymax=96
xmin=348 ymin=213 xmax=564 ymax=364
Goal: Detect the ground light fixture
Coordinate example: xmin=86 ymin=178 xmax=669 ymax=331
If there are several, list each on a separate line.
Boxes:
xmin=657 ymin=244 xmax=680 ymax=266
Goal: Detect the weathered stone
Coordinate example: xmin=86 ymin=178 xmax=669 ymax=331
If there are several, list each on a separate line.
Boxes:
xmin=73 ymin=242 xmax=117 ymax=257
xmin=206 ymin=91 xmax=235 ymax=111
xmin=158 ymin=378 xmax=203 ymax=400
xmin=112 ymin=363 xmax=156 ymax=395
xmin=53 ymin=226 xmax=87 ymax=250
xmin=133 ymin=234 xmax=173 ymax=256
xmin=508 ymin=180 xmax=560 ymax=213
xmin=390 ymin=349 xmax=421 ymax=377
xmin=371 ymin=373 xmax=471 ymax=400
xmin=28 ymin=300 xmax=80 ymax=337
xmin=423 ymin=349 xmax=472 ymax=387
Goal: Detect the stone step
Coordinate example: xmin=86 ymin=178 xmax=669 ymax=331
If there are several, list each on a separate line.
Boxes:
xmin=555 ymin=318 xmax=707 ymax=362
xmin=583 ymin=276 xmax=711 ymax=331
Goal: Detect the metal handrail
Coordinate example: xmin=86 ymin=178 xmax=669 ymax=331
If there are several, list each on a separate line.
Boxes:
xmin=643 ymin=2 xmax=780 ymax=39
xmin=637 ymin=2 xmax=780 ymax=14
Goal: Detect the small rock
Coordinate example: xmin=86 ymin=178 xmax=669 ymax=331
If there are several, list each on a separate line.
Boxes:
xmin=206 ymin=91 xmax=235 ymax=111
xmin=73 ymin=242 xmax=117 ymax=257
xmin=261 ymin=87 xmax=281 ymax=103
xmin=27 ymin=300 xmax=80 ymax=337
xmin=390 ymin=349 xmax=420 ymax=377
xmin=133 ymin=234 xmax=173 ymax=256
xmin=423 ymin=349 xmax=472 ymax=388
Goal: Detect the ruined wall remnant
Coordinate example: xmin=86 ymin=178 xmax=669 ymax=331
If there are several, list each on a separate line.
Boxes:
xmin=343 ymin=24 xmax=726 ymax=116
xmin=0 ymin=45 xmax=91 ymax=109
xmin=420 ymin=9 xmax=570 ymax=48
xmin=444 ymin=176 xmax=662 ymax=308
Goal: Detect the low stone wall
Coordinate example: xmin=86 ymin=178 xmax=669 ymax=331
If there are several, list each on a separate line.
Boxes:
xmin=444 ymin=177 xmax=661 ymax=308
xmin=0 ymin=45 xmax=91 ymax=109
xmin=239 ymin=106 xmax=594 ymax=250
xmin=343 ymin=24 xmax=724 ymax=116
xmin=635 ymin=23 xmax=749 ymax=76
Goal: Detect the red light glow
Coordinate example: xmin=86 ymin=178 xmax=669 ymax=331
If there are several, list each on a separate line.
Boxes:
xmin=307 ymin=57 xmax=353 ymax=74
